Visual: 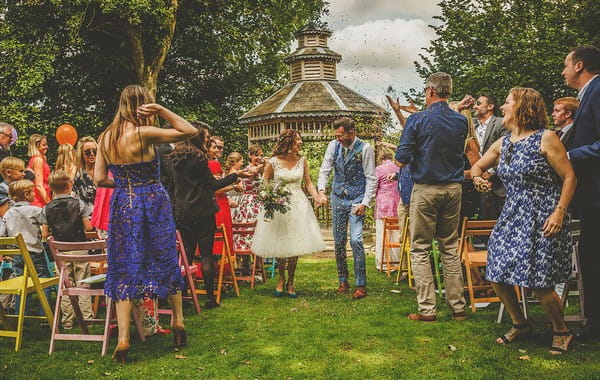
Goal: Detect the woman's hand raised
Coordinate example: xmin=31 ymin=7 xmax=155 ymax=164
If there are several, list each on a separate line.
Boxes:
xmin=136 ymin=103 xmax=164 ymax=119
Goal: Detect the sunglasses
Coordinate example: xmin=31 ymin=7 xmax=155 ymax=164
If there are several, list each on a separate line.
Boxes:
xmin=0 ymin=132 xmax=13 ymax=140
xmin=84 ymin=148 xmax=97 ymax=156
xmin=504 ymin=143 xmax=514 ymax=164
xmin=215 ymin=146 xmax=224 ymax=150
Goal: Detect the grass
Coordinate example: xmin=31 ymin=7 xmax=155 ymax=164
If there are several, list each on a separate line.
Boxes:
xmin=1 ymin=255 xmax=599 ymax=380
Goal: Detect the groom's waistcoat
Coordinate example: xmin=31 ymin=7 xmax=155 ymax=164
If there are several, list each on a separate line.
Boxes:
xmin=332 ymin=139 xmax=366 ymax=199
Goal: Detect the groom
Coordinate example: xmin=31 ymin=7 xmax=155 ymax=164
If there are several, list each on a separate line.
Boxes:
xmin=317 ymin=117 xmax=376 ymax=299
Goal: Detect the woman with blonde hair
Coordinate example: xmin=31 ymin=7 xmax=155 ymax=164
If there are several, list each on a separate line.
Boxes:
xmin=471 ymin=87 xmax=576 ymax=354
xmin=73 ymin=136 xmax=98 ymax=211
xmin=27 ymin=134 xmax=51 ymax=207
xmin=55 ymin=143 xmax=77 ymax=179
xmin=94 ymin=84 xmax=197 ymax=363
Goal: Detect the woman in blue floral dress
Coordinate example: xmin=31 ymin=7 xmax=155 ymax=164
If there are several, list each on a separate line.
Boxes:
xmin=471 ymin=87 xmax=576 ymax=354
xmin=95 ymin=85 xmax=198 ymax=363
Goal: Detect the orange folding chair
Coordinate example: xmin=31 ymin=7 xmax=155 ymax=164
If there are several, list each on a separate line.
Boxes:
xmin=378 ymin=217 xmax=402 ymax=277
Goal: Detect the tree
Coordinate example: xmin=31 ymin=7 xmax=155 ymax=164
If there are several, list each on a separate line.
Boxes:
xmin=0 ymin=0 xmax=325 ymax=157
xmin=413 ymin=0 xmax=600 ymax=107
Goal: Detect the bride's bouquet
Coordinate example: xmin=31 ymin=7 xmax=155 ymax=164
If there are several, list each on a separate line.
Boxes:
xmin=258 ymin=182 xmax=292 ymax=221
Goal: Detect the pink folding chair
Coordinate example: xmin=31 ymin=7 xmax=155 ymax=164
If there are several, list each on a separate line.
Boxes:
xmin=47 ymin=238 xmax=146 ymax=356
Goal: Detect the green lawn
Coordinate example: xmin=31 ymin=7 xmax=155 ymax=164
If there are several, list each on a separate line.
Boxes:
xmin=1 ymin=256 xmax=599 ymax=380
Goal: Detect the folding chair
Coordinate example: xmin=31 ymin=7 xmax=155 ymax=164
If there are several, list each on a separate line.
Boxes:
xmin=0 ymin=234 xmax=59 ymax=351
xmin=194 ymin=224 xmax=240 ymax=303
xmin=47 ymin=238 xmax=145 ymax=356
xmin=231 ymin=222 xmax=265 ymax=288
xmin=378 ymin=217 xmax=401 ymax=276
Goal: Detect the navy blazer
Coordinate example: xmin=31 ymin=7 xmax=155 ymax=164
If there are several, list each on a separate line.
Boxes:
xmin=565 ymin=75 xmax=600 ymax=208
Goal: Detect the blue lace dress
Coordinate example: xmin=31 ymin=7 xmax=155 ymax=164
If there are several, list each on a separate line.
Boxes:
xmin=486 ymin=130 xmax=571 ymax=288
xmin=104 ymin=156 xmax=182 ymax=300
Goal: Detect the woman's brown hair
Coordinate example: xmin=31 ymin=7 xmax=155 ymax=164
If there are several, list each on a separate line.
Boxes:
xmin=272 ymin=129 xmax=301 ymax=157
xmin=168 ymin=121 xmax=210 ymax=165
xmin=509 ymin=87 xmax=548 ymax=130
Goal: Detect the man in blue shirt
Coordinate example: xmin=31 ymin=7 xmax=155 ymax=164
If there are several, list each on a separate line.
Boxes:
xmin=395 ymin=72 xmax=469 ymax=322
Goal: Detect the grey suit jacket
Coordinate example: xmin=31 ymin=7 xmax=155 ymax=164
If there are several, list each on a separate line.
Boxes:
xmin=478 ymin=115 xmax=509 ymax=197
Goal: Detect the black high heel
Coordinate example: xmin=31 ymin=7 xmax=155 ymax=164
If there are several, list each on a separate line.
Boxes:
xmin=112 ymin=341 xmax=130 ymax=364
xmin=172 ymin=326 xmax=187 ymax=349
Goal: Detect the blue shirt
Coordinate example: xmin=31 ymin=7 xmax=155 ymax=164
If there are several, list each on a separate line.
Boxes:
xmin=395 ymin=101 xmax=467 ymax=184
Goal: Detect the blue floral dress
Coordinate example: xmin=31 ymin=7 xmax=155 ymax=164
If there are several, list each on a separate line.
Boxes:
xmin=104 ymin=156 xmax=182 ymax=300
xmin=486 ymin=130 xmax=571 ymax=288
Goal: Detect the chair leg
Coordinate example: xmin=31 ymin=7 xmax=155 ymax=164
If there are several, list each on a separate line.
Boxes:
xmin=216 ymin=258 xmax=225 ymax=304
xmin=49 ymin=285 xmax=64 ymax=354
xmin=497 ymin=302 xmax=505 ymax=324
xmin=465 ymin=262 xmax=477 ymax=313
xmin=15 ymin=291 xmax=27 ymax=352
xmin=101 ymin=297 xmax=113 ymax=357
xmin=227 ymin=252 xmax=240 ymax=297
xmin=251 ymin=255 xmax=257 ymax=289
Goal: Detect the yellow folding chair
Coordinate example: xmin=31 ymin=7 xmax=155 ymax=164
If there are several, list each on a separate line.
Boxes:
xmin=0 ymin=234 xmax=59 ymax=351
xmin=396 ymin=214 xmax=413 ymax=288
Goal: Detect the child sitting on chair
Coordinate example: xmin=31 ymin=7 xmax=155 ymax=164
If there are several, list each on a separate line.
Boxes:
xmin=42 ymin=170 xmax=95 ymax=329
xmin=0 ymin=180 xmax=51 ymax=314
xmin=0 ymin=157 xmax=26 ymax=203
xmin=0 ymin=194 xmax=13 ymax=312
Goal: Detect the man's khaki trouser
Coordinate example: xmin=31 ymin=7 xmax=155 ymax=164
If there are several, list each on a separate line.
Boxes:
xmin=409 ymin=182 xmax=466 ymax=316
xmin=61 ymin=250 xmax=94 ymax=328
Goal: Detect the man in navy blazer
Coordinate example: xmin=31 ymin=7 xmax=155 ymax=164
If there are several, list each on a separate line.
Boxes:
xmin=562 ymin=45 xmax=600 ymax=341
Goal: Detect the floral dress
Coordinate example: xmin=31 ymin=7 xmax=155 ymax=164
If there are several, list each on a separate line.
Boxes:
xmin=232 ymin=164 xmax=262 ymax=250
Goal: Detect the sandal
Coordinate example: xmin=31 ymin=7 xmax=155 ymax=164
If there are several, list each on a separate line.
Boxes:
xmin=497 ymin=322 xmax=533 ymax=344
xmin=549 ymin=330 xmax=573 ymax=355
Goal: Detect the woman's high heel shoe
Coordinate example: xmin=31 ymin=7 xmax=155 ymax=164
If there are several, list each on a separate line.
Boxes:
xmin=112 ymin=341 xmax=130 ymax=364
xmin=172 ymin=326 xmax=187 ymax=349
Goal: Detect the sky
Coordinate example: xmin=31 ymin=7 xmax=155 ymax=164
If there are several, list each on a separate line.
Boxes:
xmin=318 ymin=0 xmax=442 ymax=111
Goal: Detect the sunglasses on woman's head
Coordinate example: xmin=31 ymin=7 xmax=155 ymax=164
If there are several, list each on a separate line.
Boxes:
xmin=84 ymin=149 xmax=97 ymax=156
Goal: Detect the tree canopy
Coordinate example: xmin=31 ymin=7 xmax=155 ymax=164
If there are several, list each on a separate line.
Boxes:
xmin=413 ymin=0 xmax=600 ymax=108
xmin=0 ymin=0 xmax=326 ymax=156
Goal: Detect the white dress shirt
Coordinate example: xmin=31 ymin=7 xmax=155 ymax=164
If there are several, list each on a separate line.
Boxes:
xmin=475 ymin=115 xmax=492 ymax=151
xmin=318 ymin=138 xmax=377 ymax=207
xmin=578 ymin=74 xmax=599 ymax=101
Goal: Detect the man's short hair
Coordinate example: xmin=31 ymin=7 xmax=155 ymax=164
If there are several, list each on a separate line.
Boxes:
xmin=554 ymin=97 xmax=579 ymax=118
xmin=333 ymin=117 xmax=355 ymax=132
xmin=425 ymin=72 xmax=453 ymax=98
xmin=571 ymin=45 xmax=600 ymax=74
xmin=8 ymin=179 xmax=34 ymax=201
xmin=479 ymin=94 xmax=499 ymax=114
xmin=212 ymin=136 xmax=224 ymax=143
xmin=48 ymin=170 xmax=72 ymax=194
xmin=0 ymin=157 xmax=25 ymax=178
xmin=0 ymin=122 xmax=12 ymax=135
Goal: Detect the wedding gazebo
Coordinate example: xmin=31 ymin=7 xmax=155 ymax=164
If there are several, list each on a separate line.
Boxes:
xmin=239 ymin=23 xmax=388 ymax=144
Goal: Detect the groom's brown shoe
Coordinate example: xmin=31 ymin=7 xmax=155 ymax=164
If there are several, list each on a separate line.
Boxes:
xmin=352 ymin=286 xmax=367 ymax=299
xmin=408 ymin=313 xmax=437 ymax=323
xmin=335 ymin=281 xmax=350 ymax=294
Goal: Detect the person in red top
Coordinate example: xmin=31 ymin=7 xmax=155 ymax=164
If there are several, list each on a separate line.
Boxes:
xmin=27 ymin=134 xmax=51 ymax=207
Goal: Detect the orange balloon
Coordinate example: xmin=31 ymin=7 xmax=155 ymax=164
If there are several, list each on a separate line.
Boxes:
xmin=56 ymin=124 xmax=78 ymax=146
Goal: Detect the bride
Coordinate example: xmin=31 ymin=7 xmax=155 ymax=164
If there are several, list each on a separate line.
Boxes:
xmin=252 ymin=129 xmax=325 ymax=297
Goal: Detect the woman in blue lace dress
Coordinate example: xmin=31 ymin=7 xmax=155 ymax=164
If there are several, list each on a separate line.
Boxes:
xmin=95 ymin=85 xmax=197 ymax=363
xmin=471 ymin=87 xmax=576 ymax=354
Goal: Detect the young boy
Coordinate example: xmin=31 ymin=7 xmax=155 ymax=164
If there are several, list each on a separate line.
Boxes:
xmin=1 ymin=179 xmax=51 ymax=315
xmin=43 ymin=170 xmax=94 ymax=329
xmin=0 ymin=194 xmax=13 ymax=313
xmin=0 ymin=156 xmax=26 ymax=201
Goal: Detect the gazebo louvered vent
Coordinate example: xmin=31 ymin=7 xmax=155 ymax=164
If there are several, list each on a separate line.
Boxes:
xmin=239 ymin=23 xmax=388 ymax=144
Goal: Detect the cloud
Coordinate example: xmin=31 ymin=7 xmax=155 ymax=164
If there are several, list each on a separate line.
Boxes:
xmin=324 ymin=0 xmax=441 ymax=28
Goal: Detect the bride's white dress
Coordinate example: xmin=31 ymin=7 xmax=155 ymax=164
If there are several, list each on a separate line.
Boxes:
xmin=252 ymin=156 xmax=325 ymax=258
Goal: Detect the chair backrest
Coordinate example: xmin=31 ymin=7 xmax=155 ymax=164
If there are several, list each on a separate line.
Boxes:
xmin=85 ymin=230 xmax=101 ymax=240
xmin=383 ymin=217 xmax=400 ymax=231
xmin=0 ymin=234 xmax=46 ymax=284
xmin=47 ymin=237 xmax=107 ymax=275
xmin=231 ymin=222 xmax=256 ymax=254
xmin=458 ymin=217 xmax=496 ymax=260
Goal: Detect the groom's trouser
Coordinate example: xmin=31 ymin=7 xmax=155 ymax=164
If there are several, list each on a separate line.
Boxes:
xmin=409 ymin=183 xmax=465 ymax=316
xmin=331 ymin=194 xmax=366 ymax=286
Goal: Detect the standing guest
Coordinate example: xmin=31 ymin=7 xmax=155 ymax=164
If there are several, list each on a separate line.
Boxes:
xmin=0 ymin=157 xmax=26 ymax=202
xmin=318 ymin=117 xmax=376 ymax=299
xmin=224 ymin=152 xmax=244 ymax=208
xmin=207 ymin=138 xmax=235 ymax=256
xmin=394 ymin=72 xmax=468 ymax=322
xmin=551 ymin=97 xmax=579 ymax=143
xmin=94 ymin=84 xmax=197 ymax=363
xmin=55 ymin=144 xmax=78 ymax=180
xmin=42 ymin=170 xmax=94 ymax=330
xmin=561 ymin=45 xmax=600 ymax=341
xmin=232 ymin=144 xmax=265 ymax=251
xmin=1 ymin=180 xmax=51 ymax=314
xmin=471 ymin=87 xmax=576 ymax=354
xmin=473 ymin=94 xmax=508 ymax=220
xmin=0 ymin=122 xmax=14 ymax=162
xmin=374 ymin=151 xmax=400 ymax=271
xmin=252 ymin=129 xmax=325 ymax=297
xmin=166 ymin=122 xmax=250 ymax=308
xmin=73 ymin=136 xmax=98 ymax=212
xmin=27 ymin=134 xmax=51 ymax=207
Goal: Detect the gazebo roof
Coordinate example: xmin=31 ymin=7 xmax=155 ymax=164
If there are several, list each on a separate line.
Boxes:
xmin=239 ymin=81 xmax=387 ymax=124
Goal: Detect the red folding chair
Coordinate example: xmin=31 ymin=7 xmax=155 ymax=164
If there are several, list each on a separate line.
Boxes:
xmin=231 ymin=221 xmax=265 ymax=288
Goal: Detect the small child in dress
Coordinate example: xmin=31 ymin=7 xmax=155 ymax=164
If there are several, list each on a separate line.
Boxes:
xmin=42 ymin=170 xmax=95 ymax=329
xmin=1 ymin=180 xmax=51 ymax=314
xmin=0 ymin=157 xmax=26 ymax=202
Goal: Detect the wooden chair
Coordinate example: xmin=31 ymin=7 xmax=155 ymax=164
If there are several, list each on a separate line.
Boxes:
xmin=395 ymin=214 xmax=413 ymax=288
xmin=47 ymin=238 xmax=146 ymax=356
xmin=194 ymin=224 xmax=240 ymax=304
xmin=0 ymin=234 xmax=59 ymax=351
xmin=231 ymin=222 xmax=264 ymax=288
xmin=459 ymin=218 xmax=500 ymax=312
xmin=378 ymin=217 xmax=401 ymax=276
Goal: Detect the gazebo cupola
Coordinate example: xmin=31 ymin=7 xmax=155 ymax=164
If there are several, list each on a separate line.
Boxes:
xmin=240 ymin=23 xmax=388 ymax=144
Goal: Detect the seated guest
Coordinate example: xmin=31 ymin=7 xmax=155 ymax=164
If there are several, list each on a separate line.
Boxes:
xmin=42 ymin=170 xmax=95 ymax=329
xmin=0 ymin=157 xmax=26 ymax=203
